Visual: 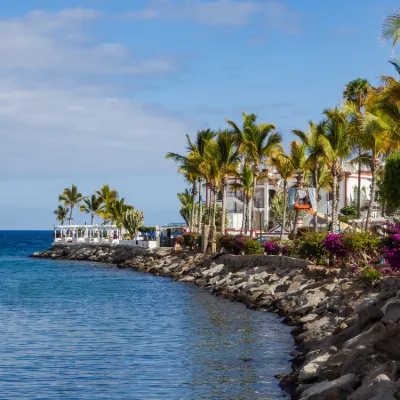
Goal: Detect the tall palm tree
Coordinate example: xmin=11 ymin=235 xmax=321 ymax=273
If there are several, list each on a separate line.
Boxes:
xmin=185 ymin=130 xmax=216 ymax=231
xmin=288 ymin=140 xmax=308 ymax=235
xmin=53 ymin=205 xmax=69 ymax=225
xmin=382 ymin=10 xmax=400 ymax=50
xmin=354 ymin=94 xmax=399 ymax=230
xmin=231 ymin=164 xmax=254 ymax=234
xmin=80 ymin=194 xmax=103 ymax=225
xmin=95 ymin=185 xmax=118 ymax=224
xmin=59 ymin=184 xmax=84 ymax=225
xmin=343 ymin=78 xmax=370 ymax=219
xmin=166 ymin=152 xmax=200 ymax=232
xmin=320 ymin=108 xmax=352 ymax=232
xmin=227 ymin=112 xmax=281 ymax=236
xmin=271 ymin=154 xmax=295 ymax=245
xmin=214 ymin=130 xmax=239 ymax=234
xmin=292 ymin=120 xmax=326 ymax=231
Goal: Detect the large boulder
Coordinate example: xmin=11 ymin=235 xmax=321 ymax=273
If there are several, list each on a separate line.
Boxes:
xmin=373 ymin=325 xmax=400 ymax=360
xmin=343 ymin=322 xmax=385 ymax=350
xmin=382 ymin=302 xmax=400 ymax=325
xmin=298 ymin=353 xmax=331 ymax=382
xmin=348 ymin=374 xmax=399 ymax=400
xmin=358 ymin=306 xmax=384 ymax=329
xmin=299 ymin=373 xmax=357 ymax=400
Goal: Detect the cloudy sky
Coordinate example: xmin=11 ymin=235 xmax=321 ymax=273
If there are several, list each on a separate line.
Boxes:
xmin=1 ymin=0 xmax=399 ymax=229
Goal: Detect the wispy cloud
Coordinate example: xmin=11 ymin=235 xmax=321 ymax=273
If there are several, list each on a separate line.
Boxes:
xmin=124 ymin=0 xmax=302 ymax=33
xmin=0 ymin=8 xmax=191 ymax=180
xmin=0 ymin=8 xmax=177 ymax=76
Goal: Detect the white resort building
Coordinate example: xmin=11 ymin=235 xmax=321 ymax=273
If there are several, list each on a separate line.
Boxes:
xmin=206 ymin=164 xmax=378 ymax=235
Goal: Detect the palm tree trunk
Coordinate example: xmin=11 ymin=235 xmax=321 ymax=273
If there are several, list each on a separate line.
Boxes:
xmin=331 ymin=169 xmax=338 ymax=233
xmin=198 ymin=179 xmax=203 ymax=232
xmin=208 ymin=189 xmax=213 ymax=224
xmin=91 ymin=213 xmax=95 ymax=225
xmin=357 ymin=148 xmax=362 ymax=219
xmin=280 ymin=180 xmax=287 ymax=246
xmin=245 ymin=196 xmax=250 ymax=234
xmin=211 ymin=188 xmax=218 ymax=252
xmin=69 ymin=206 xmax=73 ymax=225
xmin=221 ymin=178 xmax=227 ymax=234
xmin=190 ymin=181 xmax=197 ymax=232
xmin=205 ymin=181 xmax=209 ymax=208
xmin=241 ymin=194 xmax=247 ymax=235
xmin=250 ymin=177 xmax=257 ymax=237
xmin=313 ymin=162 xmax=319 ymax=232
xmin=291 ymin=173 xmax=303 ymax=237
xmin=365 ymin=162 xmax=377 ymax=231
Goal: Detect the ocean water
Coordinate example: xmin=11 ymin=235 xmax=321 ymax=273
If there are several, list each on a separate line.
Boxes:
xmin=0 ymin=231 xmax=294 ymax=400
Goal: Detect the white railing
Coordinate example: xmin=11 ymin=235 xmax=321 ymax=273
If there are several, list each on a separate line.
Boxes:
xmin=53 ymin=238 xmax=157 ymax=248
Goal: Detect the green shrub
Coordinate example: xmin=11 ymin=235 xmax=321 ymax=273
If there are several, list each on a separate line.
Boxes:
xmin=244 ymin=239 xmax=264 ymax=255
xmin=297 ymin=232 xmax=327 ymax=264
xmin=296 ymin=227 xmax=313 ymax=237
xmin=183 ymin=233 xmax=200 ymax=250
xmin=339 ymin=205 xmax=357 ymax=222
xmin=343 ymin=232 xmax=379 ymax=262
xmin=359 ymin=266 xmax=382 ymax=284
xmin=283 ymin=240 xmax=299 ymax=258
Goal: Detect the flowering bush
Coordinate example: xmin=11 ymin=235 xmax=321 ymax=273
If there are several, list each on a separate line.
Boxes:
xmin=381 ymin=227 xmax=400 ymax=270
xmin=174 ymin=235 xmax=184 ymax=245
xmin=321 ymin=233 xmax=348 ymax=258
xmin=219 ymin=234 xmax=236 ymax=253
xmin=263 ymin=241 xmax=280 ymax=255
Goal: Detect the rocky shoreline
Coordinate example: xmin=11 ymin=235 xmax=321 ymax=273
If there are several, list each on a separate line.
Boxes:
xmin=32 ymin=244 xmax=400 ymax=399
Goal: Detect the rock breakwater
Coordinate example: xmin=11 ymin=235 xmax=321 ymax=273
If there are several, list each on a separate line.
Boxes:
xmin=32 ymin=244 xmax=400 ymax=399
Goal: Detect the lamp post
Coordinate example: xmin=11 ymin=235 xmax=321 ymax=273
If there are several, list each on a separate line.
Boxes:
xmin=258 ymin=206 xmax=263 ymax=238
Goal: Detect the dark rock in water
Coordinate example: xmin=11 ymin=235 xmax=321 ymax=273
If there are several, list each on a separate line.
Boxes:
xmin=240 ymin=357 xmax=254 ymax=362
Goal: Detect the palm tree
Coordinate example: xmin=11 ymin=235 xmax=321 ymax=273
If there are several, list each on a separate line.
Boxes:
xmin=108 ymin=198 xmax=132 ymax=230
xmin=320 ymin=108 xmax=352 ymax=232
xmin=355 ymin=94 xmax=399 ymax=230
xmin=271 ymin=154 xmax=295 ymax=245
xmin=80 ymin=194 xmax=103 ymax=225
xmin=213 ymin=130 xmax=239 ymax=234
xmin=95 ymin=185 xmax=118 ymax=224
xmin=288 ymin=140 xmax=308 ymax=235
xmin=343 ymin=78 xmax=370 ymax=219
xmin=292 ymin=120 xmax=326 ymax=231
xmin=166 ymin=152 xmax=200 ymax=232
xmin=184 ymin=130 xmax=216 ymax=231
xmin=231 ymin=164 xmax=254 ymax=234
xmin=59 ymin=185 xmax=84 ymax=225
xmin=177 ymin=189 xmax=194 ymax=225
xmin=227 ymin=112 xmax=281 ymax=236
xmin=382 ymin=10 xmax=400 ymax=50
xmin=53 ymin=205 xmax=69 ymax=225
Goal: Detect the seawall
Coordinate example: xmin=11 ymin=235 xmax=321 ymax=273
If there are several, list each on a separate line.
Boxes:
xmin=32 ymin=244 xmax=400 ymax=399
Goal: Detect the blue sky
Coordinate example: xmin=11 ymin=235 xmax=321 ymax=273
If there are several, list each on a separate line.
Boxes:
xmin=1 ymin=0 xmax=399 ymax=229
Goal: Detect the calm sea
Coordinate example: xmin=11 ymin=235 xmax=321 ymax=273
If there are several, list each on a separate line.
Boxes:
xmin=0 ymin=231 xmax=294 ymax=399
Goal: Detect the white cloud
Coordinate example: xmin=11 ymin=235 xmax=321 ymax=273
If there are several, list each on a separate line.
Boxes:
xmin=0 ymin=8 xmax=176 ymax=75
xmin=124 ymin=0 xmax=302 ymax=33
xmin=0 ymin=84 xmax=190 ymax=176
xmin=0 ymin=8 xmax=192 ymax=180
